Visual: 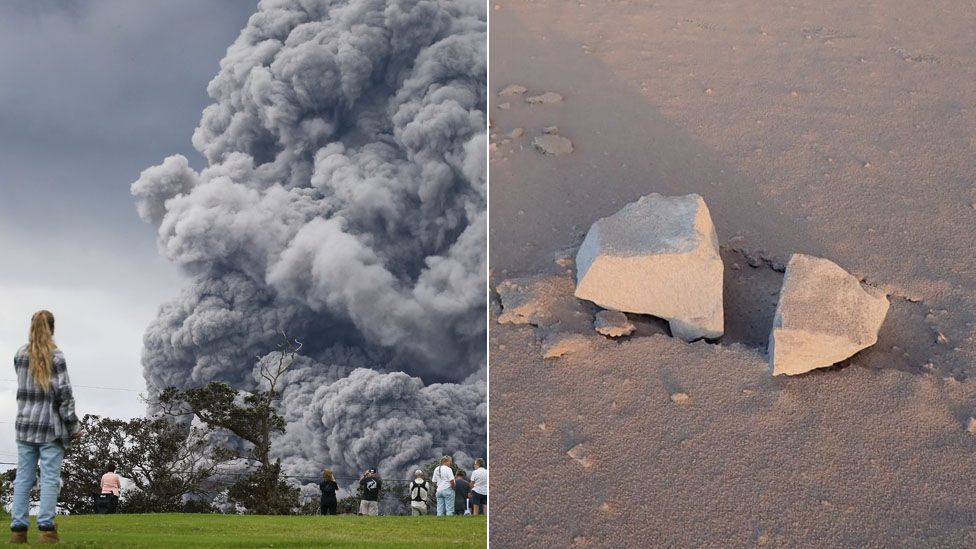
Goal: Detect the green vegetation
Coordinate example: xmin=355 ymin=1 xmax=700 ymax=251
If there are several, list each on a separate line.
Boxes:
xmin=10 ymin=513 xmax=486 ymax=548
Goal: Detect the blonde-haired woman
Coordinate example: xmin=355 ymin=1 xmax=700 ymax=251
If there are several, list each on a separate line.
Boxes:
xmin=319 ymin=469 xmax=339 ymax=515
xmin=9 ymin=311 xmax=82 ymax=545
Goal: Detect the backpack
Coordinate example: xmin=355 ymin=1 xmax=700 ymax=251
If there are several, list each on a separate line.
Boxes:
xmin=411 ymin=479 xmax=429 ymax=502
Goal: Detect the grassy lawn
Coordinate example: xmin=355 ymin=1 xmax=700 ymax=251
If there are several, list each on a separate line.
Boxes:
xmin=3 ymin=513 xmax=486 ymax=548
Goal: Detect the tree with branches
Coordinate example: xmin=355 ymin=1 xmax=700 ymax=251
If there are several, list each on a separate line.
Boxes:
xmin=156 ymin=332 xmax=303 ymax=514
xmin=60 ymin=414 xmax=221 ymax=513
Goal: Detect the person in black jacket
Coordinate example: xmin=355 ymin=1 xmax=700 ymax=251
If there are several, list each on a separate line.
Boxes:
xmin=453 ymin=471 xmax=470 ymax=516
xmin=358 ymin=469 xmax=382 ymax=515
xmin=320 ymin=469 xmax=339 ymax=515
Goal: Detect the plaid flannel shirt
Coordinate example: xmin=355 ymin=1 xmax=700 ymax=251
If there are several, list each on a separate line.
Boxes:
xmin=13 ymin=345 xmax=81 ymax=446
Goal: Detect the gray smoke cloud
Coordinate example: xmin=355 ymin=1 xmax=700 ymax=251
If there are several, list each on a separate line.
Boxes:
xmin=131 ymin=0 xmax=486 ymax=485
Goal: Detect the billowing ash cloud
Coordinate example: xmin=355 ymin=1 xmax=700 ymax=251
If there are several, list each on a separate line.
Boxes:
xmin=132 ymin=0 xmax=486 ymax=485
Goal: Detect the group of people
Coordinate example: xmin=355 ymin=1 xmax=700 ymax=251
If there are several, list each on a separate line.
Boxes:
xmin=318 ymin=455 xmax=488 ymax=517
xmin=413 ymin=455 xmax=488 ymax=517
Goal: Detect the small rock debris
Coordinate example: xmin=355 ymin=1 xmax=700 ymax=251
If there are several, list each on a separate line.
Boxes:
xmin=594 ymin=310 xmax=636 ymax=338
xmin=567 ymin=443 xmax=595 ymax=467
xmin=526 ymin=91 xmax=564 ymax=104
xmin=670 ymin=392 xmax=690 ymax=403
xmin=498 ymin=84 xmax=528 ymax=96
xmin=533 ymin=134 xmax=574 ymax=156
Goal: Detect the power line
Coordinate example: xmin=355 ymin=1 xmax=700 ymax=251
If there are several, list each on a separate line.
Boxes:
xmin=0 ymin=379 xmax=141 ymax=393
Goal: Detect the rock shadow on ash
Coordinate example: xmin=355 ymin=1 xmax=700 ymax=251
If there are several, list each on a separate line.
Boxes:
xmin=720 ymin=247 xmax=784 ymax=349
xmin=835 ymin=297 xmax=960 ymax=379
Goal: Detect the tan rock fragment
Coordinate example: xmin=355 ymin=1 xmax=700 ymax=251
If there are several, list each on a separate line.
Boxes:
xmin=594 ymin=310 xmax=635 ymax=337
xmin=567 ymin=443 xmax=594 ymax=467
xmin=542 ymin=333 xmax=591 ymax=359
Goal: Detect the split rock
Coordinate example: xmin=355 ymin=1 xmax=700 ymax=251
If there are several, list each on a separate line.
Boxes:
xmin=768 ymin=254 xmax=889 ymax=375
xmin=574 ymin=194 xmax=724 ymax=341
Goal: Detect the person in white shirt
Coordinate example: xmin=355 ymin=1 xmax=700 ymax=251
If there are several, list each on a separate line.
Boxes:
xmin=469 ymin=458 xmax=488 ymax=515
xmin=430 ymin=455 xmax=456 ymax=516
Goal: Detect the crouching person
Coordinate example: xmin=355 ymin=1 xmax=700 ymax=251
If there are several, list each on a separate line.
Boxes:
xmin=409 ymin=469 xmax=431 ymax=515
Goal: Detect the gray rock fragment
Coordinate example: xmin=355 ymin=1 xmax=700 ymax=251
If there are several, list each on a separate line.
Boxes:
xmin=768 ymin=254 xmax=890 ymax=375
xmin=498 ymin=84 xmax=528 ymax=96
xmin=574 ymin=194 xmax=724 ymax=341
xmin=526 ymin=92 xmax=563 ymax=104
xmin=533 ymin=135 xmax=574 ymax=155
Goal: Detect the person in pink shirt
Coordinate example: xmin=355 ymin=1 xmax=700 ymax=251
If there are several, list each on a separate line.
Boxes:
xmin=100 ymin=463 xmax=121 ymax=514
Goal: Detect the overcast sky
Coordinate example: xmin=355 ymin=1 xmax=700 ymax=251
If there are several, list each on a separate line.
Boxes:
xmin=0 ymin=0 xmax=257 ymax=464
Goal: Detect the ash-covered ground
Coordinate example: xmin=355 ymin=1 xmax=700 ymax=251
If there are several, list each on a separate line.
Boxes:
xmin=489 ymin=0 xmax=976 ymax=546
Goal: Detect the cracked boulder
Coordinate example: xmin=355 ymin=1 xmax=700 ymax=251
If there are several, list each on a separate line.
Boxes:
xmin=574 ymin=194 xmax=724 ymax=341
xmin=769 ymin=254 xmax=890 ymax=375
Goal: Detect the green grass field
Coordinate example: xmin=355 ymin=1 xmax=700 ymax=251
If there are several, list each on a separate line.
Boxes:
xmin=2 ymin=513 xmax=487 ymax=548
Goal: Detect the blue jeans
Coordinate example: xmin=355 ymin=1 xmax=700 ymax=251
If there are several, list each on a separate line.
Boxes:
xmin=10 ymin=441 xmax=64 ymax=530
xmin=435 ymin=489 xmax=455 ymax=516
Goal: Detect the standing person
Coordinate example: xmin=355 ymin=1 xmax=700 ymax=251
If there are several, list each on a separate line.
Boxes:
xmin=358 ymin=469 xmax=382 ymax=516
xmin=453 ymin=470 xmax=470 ymax=516
xmin=431 ymin=455 xmax=456 ymax=516
xmin=409 ymin=469 xmax=431 ymax=516
xmin=320 ymin=469 xmax=339 ymax=515
xmin=469 ymin=459 xmax=488 ymax=516
xmin=100 ymin=463 xmax=122 ymax=514
xmin=9 ymin=310 xmax=82 ymax=545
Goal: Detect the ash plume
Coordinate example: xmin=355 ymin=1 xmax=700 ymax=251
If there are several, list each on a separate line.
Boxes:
xmin=132 ymin=0 xmax=486 ymax=484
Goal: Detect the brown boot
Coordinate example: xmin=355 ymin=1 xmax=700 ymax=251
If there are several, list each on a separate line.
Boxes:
xmin=37 ymin=528 xmax=59 ymax=544
xmin=8 ymin=529 xmax=27 ymax=544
